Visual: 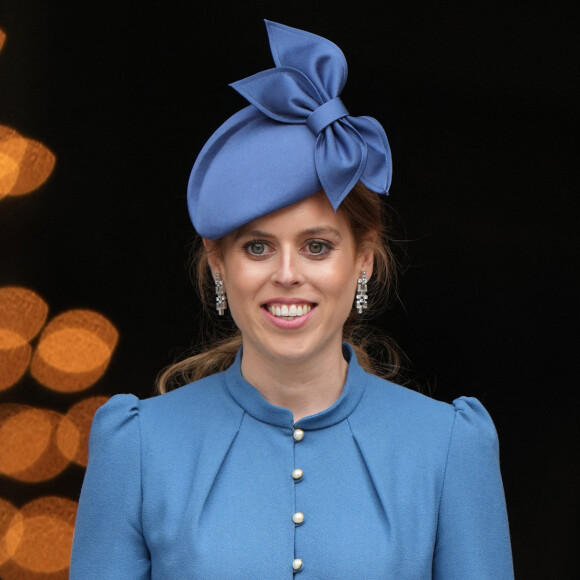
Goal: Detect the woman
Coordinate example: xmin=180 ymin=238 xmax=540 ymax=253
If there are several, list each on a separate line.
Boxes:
xmin=70 ymin=21 xmax=513 ymax=579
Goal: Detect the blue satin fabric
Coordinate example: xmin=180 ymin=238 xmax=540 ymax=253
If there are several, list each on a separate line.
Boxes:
xmin=187 ymin=21 xmax=392 ymax=239
xmin=70 ymin=345 xmax=513 ymax=579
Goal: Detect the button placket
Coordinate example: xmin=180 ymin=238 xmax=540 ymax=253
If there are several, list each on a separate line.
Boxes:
xmin=292 ymin=427 xmax=305 ymax=573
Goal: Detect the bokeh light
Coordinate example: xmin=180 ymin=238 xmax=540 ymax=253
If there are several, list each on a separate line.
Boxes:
xmin=0 ymin=345 xmax=31 ymax=391
xmin=0 ymin=498 xmax=22 ymax=566
xmin=0 ymin=287 xmax=48 ymax=391
xmin=0 ymin=126 xmax=56 ymax=199
xmin=0 ymin=404 xmax=71 ymax=482
xmin=0 ymin=496 xmax=77 ymax=579
xmin=0 ymin=20 xmax=119 ymax=580
xmin=30 ymin=309 xmax=118 ymax=392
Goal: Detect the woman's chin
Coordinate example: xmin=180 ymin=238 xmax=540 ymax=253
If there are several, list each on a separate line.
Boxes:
xmin=245 ymin=331 xmax=342 ymax=367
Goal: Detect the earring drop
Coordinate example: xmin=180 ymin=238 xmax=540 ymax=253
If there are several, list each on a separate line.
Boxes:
xmin=215 ymin=273 xmax=227 ymax=315
xmin=355 ymin=271 xmax=368 ymax=314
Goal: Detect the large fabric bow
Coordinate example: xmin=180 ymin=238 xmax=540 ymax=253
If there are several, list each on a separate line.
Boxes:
xmin=230 ymin=20 xmax=392 ymax=209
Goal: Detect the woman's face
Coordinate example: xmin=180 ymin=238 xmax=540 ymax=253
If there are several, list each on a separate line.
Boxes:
xmin=206 ymin=191 xmax=374 ymax=365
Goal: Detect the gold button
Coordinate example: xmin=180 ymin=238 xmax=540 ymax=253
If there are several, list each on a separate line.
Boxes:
xmin=293 ymin=428 xmax=304 ymax=441
xmin=292 ymin=558 xmax=303 ymax=571
xmin=292 ymin=468 xmax=303 ymax=480
xmin=292 ymin=512 xmax=304 ymax=524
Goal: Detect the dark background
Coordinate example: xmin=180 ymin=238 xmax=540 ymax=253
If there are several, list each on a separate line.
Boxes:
xmin=1 ymin=0 xmax=578 ymax=577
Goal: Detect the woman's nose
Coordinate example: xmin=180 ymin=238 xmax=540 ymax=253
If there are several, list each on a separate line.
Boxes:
xmin=272 ymin=249 xmax=302 ymax=286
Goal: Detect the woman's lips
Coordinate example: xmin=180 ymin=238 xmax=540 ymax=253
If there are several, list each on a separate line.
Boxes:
xmin=266 ymin=303 xmax=313 ymax=318
xmin=261 ymin=302 xmax=316 ymax=329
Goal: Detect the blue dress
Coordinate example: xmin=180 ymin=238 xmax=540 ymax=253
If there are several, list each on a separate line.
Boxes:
xmin=70 ymin=344 xmax=513 ymax=579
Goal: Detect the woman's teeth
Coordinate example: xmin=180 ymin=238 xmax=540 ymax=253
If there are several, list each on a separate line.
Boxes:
xmin=267 ymin=304 xmax=312 ymax=318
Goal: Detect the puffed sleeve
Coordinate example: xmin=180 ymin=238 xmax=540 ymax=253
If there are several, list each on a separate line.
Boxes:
xmin=69 ymin=394 xmax=151 ymax=579
xmin=433 ymin=397 xmax=514 ymax=579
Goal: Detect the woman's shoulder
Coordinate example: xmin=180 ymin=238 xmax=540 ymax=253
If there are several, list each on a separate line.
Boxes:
xmin=93 ymin=370 xmax=243 ymax=437
xmin=361 ymin=372 xmax=451 ymax=419
xmin=357 ymin=372 xmax=499 ymax=449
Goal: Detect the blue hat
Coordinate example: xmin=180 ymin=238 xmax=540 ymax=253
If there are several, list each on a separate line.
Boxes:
xmin=187 ymin=20 xmax=392 ymax=239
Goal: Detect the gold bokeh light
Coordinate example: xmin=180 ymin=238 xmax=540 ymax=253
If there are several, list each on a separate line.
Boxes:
xmin=0 ymin=498 xmax=22 ymax=566
xmin=0 ymin=496 xmax=77 ymax=579
xmin=31 ymin=309 xmax=118 ymax=392
xmin=0 ymin=404 xmax=71 ymax=482
xmin=0 ymin=22 xmax=118 ymax=580
xmin=0 ymin=287 xmax=48 ymax=391
xmin=0 ymin=287 xmax=48 ymax=341
xmin=0 ymin=126 xmax=56 ymax=199
xmin=0 ymin=406 xmax=51 ymax=476
xmin=0 ymin=345 xmax=31 ymax=391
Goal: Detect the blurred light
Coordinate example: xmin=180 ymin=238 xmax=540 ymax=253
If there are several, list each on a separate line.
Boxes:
xmin=0 ymin=404 xmax=71 ymax=482
xmin=0 ymin=496 xmax=77 ymax=577
xmin=0 ymin=498 xmax=22 ymax=566
xmin=0 ymin=288 xmax=48 ymax=340
xmin=31 ymin=309 xmax=118 ymax=392
xmin=0 ymin=287 xmax=48 ymax=391
xmin=0 ymin=126 xmax=55 ymax=199
xmin=0 ymin=30 xmax=5 ymax=53
xmin=0 ymin=405 xmax=51 ymax=476
xmin=55 ymin=415 xmax=79 ymax=466
xmin=0 ymin=345 xmax=31 ymax=392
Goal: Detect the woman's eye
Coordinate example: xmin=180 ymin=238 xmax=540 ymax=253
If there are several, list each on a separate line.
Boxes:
xmin=305 ymin=240 xmax=332 ymax=256
xmin=245 ymin=241 xmax=267 ymax=255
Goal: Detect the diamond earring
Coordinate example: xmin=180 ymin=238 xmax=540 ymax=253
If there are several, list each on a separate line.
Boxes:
xmin=355 ymin=271 xmax=368 ymax=314
xmin=215 ymin=273 xmax=227 ymax=315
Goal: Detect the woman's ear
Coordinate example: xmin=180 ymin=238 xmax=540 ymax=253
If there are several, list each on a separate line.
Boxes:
xmin=359 ymin=251 xmax=374 ymax=281
xmin=202 ymin=238 xmax=223 ymax=278
xmin=357 ymin=234 xmax=376 ymax=280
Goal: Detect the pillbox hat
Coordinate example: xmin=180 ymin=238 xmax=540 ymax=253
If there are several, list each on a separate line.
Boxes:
xmin=187 ymin=20 xmax=392 ymax=239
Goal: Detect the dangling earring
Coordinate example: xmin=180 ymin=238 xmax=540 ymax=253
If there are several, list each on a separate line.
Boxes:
xmin=355 ymin=271 xmax=368 ymax=314
xmin=215 ymin=273 xmax=227 ymax=315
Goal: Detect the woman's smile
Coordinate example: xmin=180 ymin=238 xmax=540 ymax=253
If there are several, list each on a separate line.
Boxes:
xmin=262 ymin=300 xmax=316 ymax=329
xmin=265 ymin=302 xmax=314 ymax=319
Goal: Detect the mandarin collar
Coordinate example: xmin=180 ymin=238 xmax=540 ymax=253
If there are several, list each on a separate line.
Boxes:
xmin=224 ymin=343 xmax=367 ymax=430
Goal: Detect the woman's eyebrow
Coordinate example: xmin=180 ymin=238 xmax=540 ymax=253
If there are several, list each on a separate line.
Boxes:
xmin=233 ymin=229 xmax=273 ymax=240
xmin=298 ymin=227 xmax=343 ymax=239
xmin=235 ymin=226 xmax=343 ymax=240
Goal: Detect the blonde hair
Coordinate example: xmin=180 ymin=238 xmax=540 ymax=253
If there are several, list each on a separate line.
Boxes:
xmin=156 ymin=183 xmax=403 ymax=393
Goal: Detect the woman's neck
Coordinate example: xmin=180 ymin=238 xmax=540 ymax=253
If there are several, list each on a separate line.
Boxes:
xmin=240 ymin=341 xmax=348 ymax=423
